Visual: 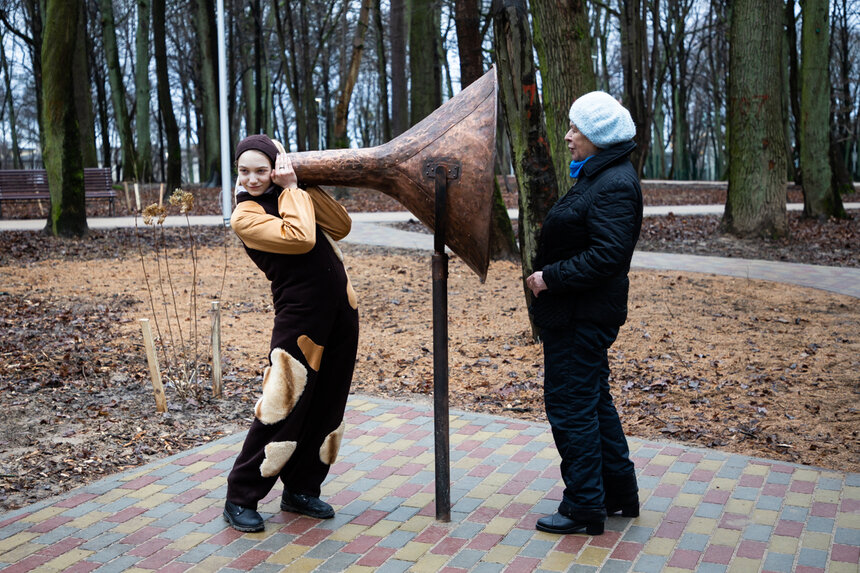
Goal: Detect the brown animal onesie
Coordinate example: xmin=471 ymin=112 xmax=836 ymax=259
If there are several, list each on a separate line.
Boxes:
xmin=225 ymin=183 xmax=359 ymax=509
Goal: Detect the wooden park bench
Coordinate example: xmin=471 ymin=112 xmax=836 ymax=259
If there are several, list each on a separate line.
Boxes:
xmin=0 ymin=167 xmax=117 ymax=217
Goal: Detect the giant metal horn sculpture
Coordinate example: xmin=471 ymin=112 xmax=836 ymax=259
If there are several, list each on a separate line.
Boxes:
xmin=290 ymin=67 xmax=497 ymax=280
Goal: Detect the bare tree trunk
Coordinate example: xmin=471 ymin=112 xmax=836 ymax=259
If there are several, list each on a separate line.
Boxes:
xmin=620 ymin=0 xmax=651 ymax=176
xmin=410 ymin=0 xmax=441 ymax=125
xmin=333 ymin=0 xmax=372 ymax=148
xmin=785 ymin=0 xmax=801 ymax=182
xmin=99 ymin=0 xmax=137 ymax=180
xmin=153 ymin=0 xmax=181 ymax=191
xmin=492 ymin=0 xmax=558 ymax=339
xmin=389 ymin=0 xmax=407 ymax=136
xmin=531 ymin=0 xmax=596 ymax=197
xmin=194 ymin=0 xmax=221 ymax=185
xmin=799 ymin=0 xmax=844 ymax=218
xmin=42 ymin=0 xmax=87 ymax=237
xmin=136 ymin=0 xmax=153 ymax=181
xmin=455 ymin=0 xmax=483 ymax=86
xmin=75 ymin=2 xmax=98 ymax=168
xmin=0 ymin=30 xmax=22 ymax=169
xmin=372 ymin=0 xmax=391 ymax=142
xmin=722 ymin=0 xmax=787 ymax=238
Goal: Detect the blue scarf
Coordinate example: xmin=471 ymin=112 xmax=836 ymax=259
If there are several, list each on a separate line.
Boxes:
xmin=569 ymin=156 xmax=594 ymax=178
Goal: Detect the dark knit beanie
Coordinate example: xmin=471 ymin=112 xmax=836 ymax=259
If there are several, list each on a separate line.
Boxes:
xmin=235 ymin=134 xmax=278 ymax=167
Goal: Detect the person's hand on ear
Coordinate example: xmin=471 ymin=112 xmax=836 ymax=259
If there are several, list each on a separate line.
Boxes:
xmin=271 ymin=140 xmax=298 ymax=189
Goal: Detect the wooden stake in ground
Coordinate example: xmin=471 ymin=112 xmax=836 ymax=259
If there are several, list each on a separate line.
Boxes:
xmin=210 ymin=301 xmax=222 ymax=398
xmin=140 ymin=318 xmax=167 ymax=412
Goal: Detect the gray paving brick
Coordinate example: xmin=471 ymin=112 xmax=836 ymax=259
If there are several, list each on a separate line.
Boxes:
xmin=696 ymin=563 xmax=728 ymax=573
xmin=371 ymin=496 xmax=406 ymax=512
xmin=449 ymin=548 xmax=485 ymax=569
xmin=305 ymin=539 xmax=347 ymax=559
xmin=471 ymin=564 xmax=505 ymax=573
xmin=143 ymin=501 xmax=185 ymax=519
xmin=98 ymin=496 xmax=140 ymax=513
xmin=452 ymin=496 xmax=483 ymax=514
xmin=642 ymin=496 xmax=672 ymax=512
xmin=159 ymin=479 xmax=198 ymax=494
xmin=520 ymin=539 xmax=555 ymax=558
xmin=806 ymin=516 xmax=834 ymax=533
xmin=174 ymin=542 xmax=221 ymax=563
xmin=817 ymin=477 xmax=843 ymax=491
xmin=147 ymin=463 xmax=183 ymax=477
xmin=633 ymin=553 xmax=667 ymax=573
xmin=254 ymin=532 xmax=297 ymax=552
xmin=205 ymin=484 xmax=229 ymax=499
xmin=732 ymin=487 xmax=760 ymax=501
xmin=323 ymin=512 xmax=357 ymax=529
xmin=58 ymin=501 xmax=104 ymax=518
xmin=525 ymin=457 xmax=554 ymax=471
xmin=670 ymin=462 xmax=697 ymax=474
xmin=155 ymin=470 xmax=192 ymax=486
xmin=94 ymin=556 xmax=142 ymax=572
xmin=679 ymin=532 xmax=710 ymax=551
xmin=844 ymin=474 xmax=860 ymax=487
xmin=797 ymin=547 xmax=828 ymax=568
xmin=451 ymin=520 xmax=484 ymax=539
xmin=681 ymin=480 xmax=708 ymax=495
xmin=80 ymin=532 xmax=126 ymax=551
xmin=159 ymin=520 xmax=201 ymax=540
xmin=0 ymin=520 xmax=31 ymax=540
xmin=636 ymin=475 xmax=660 ymax=490
xmin=215 ymin=537 xmax=262 ymax=558
xmin=716 ymin=465 xmax=744 ymax=479
xmin=376 ymin=559 xmax=413 ymax=573
xmin=766 ymin=471 xmax=792 ymax=485
xmin=317 ymin=550 xmax=360 ymax=571
xmin=500 ymin=527 xmax=534 ymax=546
xmin=88 ymin=542 xmax=134 ymax=563
xmin=239 ymin=564 xmax=283 ymax=573
xmin=742 ymin=524 xmax=773 ymax=542
xmin=762 ymin=551 xmax=796 ymax=572
xmin=33 ymin=526 xmax=79 ymax=545
xmin=781 ymin=505 xmax=808 ymax=522
xmin=599 ymin=559 xmax=633 ymax=573
xmin=386 ymin=505 xmax=420 ymax=522
xmin=756 ymin=495 xmax=783 ymax=511
xmin=835 ymin=527 xmax=860 ymax=546
xmin=339 ymin=499 xmax=374 ymax=516
xmin=377 ymin=529 xmax=416 ymax=549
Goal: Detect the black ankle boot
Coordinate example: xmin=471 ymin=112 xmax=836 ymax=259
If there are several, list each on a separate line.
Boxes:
xmin=281 ymin=490 xmax=335 ymax=519
xmin=536 ymin=509 xmax=605 ymax=535
xmin=603 ymin=472 xmax=640 ymax=517
xmin=223 ymin=501 xmax=265 ymax=532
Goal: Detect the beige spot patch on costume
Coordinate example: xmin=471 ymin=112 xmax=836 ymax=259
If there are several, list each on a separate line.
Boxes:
xmin=260 ymin=441 xmax=297 ymax=477
xmin=254 ymin=348 xmax=307 ymax=425
xmin=322 ymin=231 xmax=344 ymax=261
xmin=319 ymin=421 xmax=346 ymax=465
xmin=346 ymin=274 xmax=358 ymax=309
xmin=297 ymin=335 xmax=323 ymax=372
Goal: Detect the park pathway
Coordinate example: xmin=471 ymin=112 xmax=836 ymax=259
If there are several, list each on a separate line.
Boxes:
xmin=0 ymin=206 xmax=858 ymax=572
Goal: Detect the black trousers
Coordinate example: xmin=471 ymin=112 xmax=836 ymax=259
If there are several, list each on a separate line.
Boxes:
xmin=226 ymin=298 xmax=359 ymax=510
xmin=542 ymin=321 xmax=634 ymax=516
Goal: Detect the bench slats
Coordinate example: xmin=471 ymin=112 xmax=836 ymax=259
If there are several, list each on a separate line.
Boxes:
xmin=0 ymin=168 xmax=116 ymax=216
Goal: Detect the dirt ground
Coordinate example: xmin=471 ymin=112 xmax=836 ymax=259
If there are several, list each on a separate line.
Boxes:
xmin=0 ymin=184 xmax=858 ymax=512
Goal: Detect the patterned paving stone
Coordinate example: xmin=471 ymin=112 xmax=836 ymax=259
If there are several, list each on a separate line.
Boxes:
xmin=0 ymin=395 xmax=857 ymax=572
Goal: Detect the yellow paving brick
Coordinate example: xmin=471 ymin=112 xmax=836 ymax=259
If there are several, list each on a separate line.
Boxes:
xmin=801 ymin=531 xmax=832 ymax=550
xmin=453 ymin=456 xmax=480 ymax=469
xmin=725 ymin=499 xmax=754 ymax=514
xmin=674 ymin=493 xmax=702 ymax=508
xmin=496 ymin=429 xmax=518 ymax=439
xmin=494 ymin=445 xmax=518 ymax=456
xmin=91 ymin=488 xmax=127 ymax=504
xmin=336 ymin=469 xmax=366 ymax=483
xmin=842 ymin=486 xmax=860 ymax=500
xmin=66 ymin=511 xmax=111 ymax=529
xmin=343 ymin=566 xmax=377 ymax=573
xmin=21 ymin=506 xmax=66 ymax=522
xmin=643 ymin=537 xmax=675 ymax=556
xmin=184 ymin=497 xmax=218 ymax=514
xmin=652 ymin=454 xmax=678 ymax=466
xmin=276 ymin=558 xmax=322 ymax=572
xmin=484 ymin=543 xmax=520 ymax=563
xmin=468 ymin=485 xmax=498 ymax=499
xmin=836 ymin=513 xmax=860 ymax=528
xmin=132 ymin=492 xmax=173 ymax=509
xmin=359 ymin=487 xmax=388 ymax=502
xmin=200 ymin=477 xmax=226 ymax=490
xmin=0 ymin=531 xmax=39 ymax=553
xmin=0 ymin=541 xmax=44 ymax=563
xmin=399 ymin=515 xmax=434 ymax=532
xmin=126 ymin=483 xmax=166 ymax=499
xmin=329 ymin=524 xmax=368 ymax=542
xmin=483 ymin=494 xmax=514 ymax=509
xmin=661 ymin=472 xmax=688 ymax=486
xmin=742 ymin=464 xmax=769 ymax=476
xmin=534 ymin=531 xmax=560 ymax=542
xmin=352 ymin=401 xmax=375 ymax=411
xmin=363 ymin=441 xmax=386 ymax=453
xmin=449 ymin=417 xmax=469 ymax=428
xmin=711 ymin=528 xmax=742 ymax=546
xmin=167 ymin=531 xmax=212 ymax=551
xmin=378 ymin=474 xmax=410 ymax=490
xmin=784 ymin=492 xmax=813 ymax=507
xmin=42 ymin=548 xmax=93 ymax=571
xmin=634 ymin=510 xmax=664 ymax=528
xmin=402 ymin=492 xmax=434 ymax=508
xmin=711 ymin=478 xmax=739 ymax=491
xmin=541 ymin=550 xmax=577 ymax=571
xmin=514 ymin=489 xmax=544 ymax=505
xmin=350 ymin=435 xmax=376 ymax=447
xmin=728 ymin=558 xmax=761 ymax=573
xmin=180 ymin=461 xmax=214 ymax=474
xmin=663 ymin=568 xmax=696 ymax=573
xmin=535 ymin=449 xmax=559 ymax=460
xmin=483 ymin=516 xmax=517 ymax=535
xmin=793 ymin=469 xmax=819 ymax=482
xmin=365 ymin=519 xmax=400 ymax=537
xmin=813 ymin=489 xmax=839 ymax=503
xmin=111 ymin=516 xmax=155 ymax=533
xmin=696 ymin=459 xmax=723 ymax=471
xmin=576 ymin=547 xmax=609 ymax=565
xmin=686 ymin=517 xmax=717 ymax=535
xmin=769 ymin=535 xmax=799 ymax=554
xmin=393 ymin=541 xmax=432 ymax=561
xmin=483 ymin=473 xmax=515 ymax=487
xmin=410 ymin=554 xmax=451 ymax=572
xmin=267 ymin=543 xmax=309 ymax=564
xmin=829 ymin=562 xmax=860 ymax=573
xmin=751 ymin=509 xmax=778 ymax=525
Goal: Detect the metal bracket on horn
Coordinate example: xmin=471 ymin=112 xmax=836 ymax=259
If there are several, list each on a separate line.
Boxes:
xmin=423 ymin=159 xmax=461 ymax=180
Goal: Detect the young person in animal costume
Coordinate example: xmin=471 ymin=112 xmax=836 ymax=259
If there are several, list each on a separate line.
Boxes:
xmin=223 ymin=134 xmax=359 ymax=532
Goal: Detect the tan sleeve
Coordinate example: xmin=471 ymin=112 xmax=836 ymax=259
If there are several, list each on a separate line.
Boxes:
xmin=306 ymin=186 xmax=352 ymax=241
xmin=230 ymin=188 xmax=317 ymax=254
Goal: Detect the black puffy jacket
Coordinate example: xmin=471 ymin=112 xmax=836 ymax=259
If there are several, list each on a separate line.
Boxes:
xmin=530 ymin=141 xmax=642 ymax=329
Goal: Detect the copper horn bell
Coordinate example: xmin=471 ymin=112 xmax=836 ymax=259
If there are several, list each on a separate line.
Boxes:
xmin=290 ymin=67 xmax=498 ymax=281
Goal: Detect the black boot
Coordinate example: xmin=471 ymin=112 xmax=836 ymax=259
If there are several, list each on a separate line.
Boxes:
xmin=536 ymin=508 xmax=605 ymax=535
xmin=223 ymin=501 xmax=265 ymax=532
xmin=281 ymin=490 xmax=335 ymax=519
xmin=603 ymin=472 xmax=639 ymax=517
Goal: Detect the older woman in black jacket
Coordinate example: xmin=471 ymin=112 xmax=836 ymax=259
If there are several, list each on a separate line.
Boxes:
xmin=526 ymin=92 xmax=642 ymax=535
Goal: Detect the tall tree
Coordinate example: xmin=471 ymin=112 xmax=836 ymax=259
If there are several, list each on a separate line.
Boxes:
xmin=455 ymin=0 xmax=483 ymax=86
xmin=619 ymin=0 xmax=651 ymax=176
xmin=194 ymin=0 xmax=220 ymax=184
xmin=0 ymin=0 xmax=44 ymax=147
xmin=492 ymin=0 xmax=558 ymax=337
xmin=409 ymin=0 xmax=441 ymax=125
xmin=136 ymin=0 xmax=153 ymax=181
xmin=799 ymin=0 xmax=844 ymax=219
xmin=389 ymin=0 xmax=407 ymax=136
xmin=372 ymin=0 xmax=391 ymax=142
xmin=74 ymin=2 xmax=98 ymax=168
xmin=0 ymin=29 xmax=22 ymax=169
xmin=333 ymin=0 xmax=372 ymax=148
xmin=153 ymin=0 xmax=181 ymax=191
xmin=530 ymin=0 xmax=596 ymax=196
xmin=42 ymin=0 xmax=86 ymax=237
xmin=722 ymin=0 xmax=788 ymax=238
xmin=99 ymin=0 xmax=137 ymax=181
